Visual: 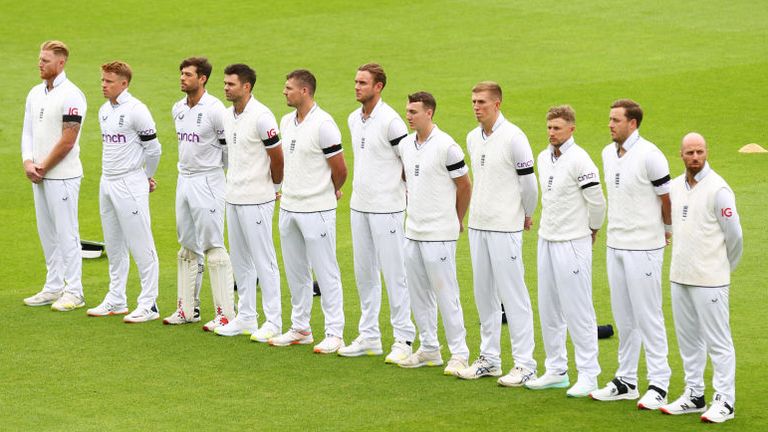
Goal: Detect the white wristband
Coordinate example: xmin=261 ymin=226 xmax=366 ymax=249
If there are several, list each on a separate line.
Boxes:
xmin=664 ymin=224 xmax=673 ymax=233
xmin=274 ymin=183 xmax=282 ymax=193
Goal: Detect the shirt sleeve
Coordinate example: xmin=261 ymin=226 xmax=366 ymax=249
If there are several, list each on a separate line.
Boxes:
xmin=387 ymin=117 xmax=408 ymax=146
xmin=577 ymin=156 xmax=605 ymax=230
xmin=714 ymin=187 xmax=743 ymax=270
xmin=134 ymin=104 xmax=161 ymax=178
xmin=21 ymin=92 xmax=33 ymax=161
xmin=446 ymin=142 xmax=469 ymax=178
xmin=509 ymin=132 xmax=537 ymax=216
xmin=318 ymin=119 xmax=343 ymax=158
xmin=256 ymin=111 xmax=281 ymax=149
xmin=60 ymin=89 xmax=86 ymax=124
xmin=646 ymin=149 xmax=671 ymax=195
xmin=211 ymin=102 xmax=228 ymax=147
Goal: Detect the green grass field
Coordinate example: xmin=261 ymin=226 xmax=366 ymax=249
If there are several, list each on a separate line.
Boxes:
xmin=1 ymin=1 xmax=766 ymax=430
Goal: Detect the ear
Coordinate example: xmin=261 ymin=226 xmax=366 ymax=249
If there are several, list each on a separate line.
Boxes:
xmin=374 ymin=82 xmax=384 ymax=92
xmin=199 ymin=74 xmax=208 ymax=85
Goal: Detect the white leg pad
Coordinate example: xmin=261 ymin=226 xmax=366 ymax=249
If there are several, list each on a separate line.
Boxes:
xmin=177 ymin=247 xmax=198 ymax=320
xmin=207 ymin=247 xmax=235 ymax=319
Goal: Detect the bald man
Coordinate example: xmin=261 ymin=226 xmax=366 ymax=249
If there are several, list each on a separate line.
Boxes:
xmin=660 ymin=133 xmax=742 ymax=424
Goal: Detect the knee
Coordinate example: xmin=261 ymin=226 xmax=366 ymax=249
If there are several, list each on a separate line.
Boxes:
xmin=178 ymin=247 xmax=197 ymax=261
xmin=206 ymin=247 xmax=230 ymax=265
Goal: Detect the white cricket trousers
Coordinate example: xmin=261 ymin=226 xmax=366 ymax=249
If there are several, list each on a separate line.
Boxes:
xmin=469 ymin=229 xmax=536 ymax=371
xmin=537 ymin=235 xmax=600 ymax=380
xmin=351 ymin=210 xmax=415 ymax=343
xmin=228 ymin=201 xmax=281 ymax=330
xmin=33 ymin=177 xmax=83 ymax=296
xmin=279 ymin=209 xmax=344 ymax=338
xmin=176 ymin=170 xmax=226 ymax=255
xmin=671 ymin=283 xmax=736 ymax=405
xmin=405 ymin=239 xmax=469 ymax=359
xmin=99 ymin=170 xmax=159 ymax=309
xmin=607 ymin=247 xmax=671 ymax=389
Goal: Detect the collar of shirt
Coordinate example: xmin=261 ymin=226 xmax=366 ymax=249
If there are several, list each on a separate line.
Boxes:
xmin=294 ymin=102 xmax=318 ymax=126
xmin=481 ymin=113 xmax=506 ymax=140
xmin=43 ymin=71 xmax=67 ymax=94
xmin=186 ymin=91 xmax=210 ymax=108
xmin=112 ymin=89 xmax=132 ymax=107
xmin=549 ymin=136 xmax=574 ymax=161
xmin=414 ymin=124 xmax=439 ymax=149
xmin=686 ymin=161 xmax=711 ymax=189
xmin=360 ymin=99 xmax=383 ymax=123
xmin=233 ymin=94 xmax=255 ymax=119
xmin=615 ymin=129 xmax=640 ymax=153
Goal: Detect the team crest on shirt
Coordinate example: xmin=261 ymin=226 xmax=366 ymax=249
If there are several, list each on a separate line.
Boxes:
xmin=480 ymin=154 xmax=486 ymax=167
xmin=118 ymin=115 xmax=125 ymax=127
xmin=682 ymin=205 xmax=689 ymax=220
xmin=414 ymin=164 xmax=420 ymax=177
xmin=360 ymin=137 xmax=366 ymax=149
xmin=38 ymin=108 xmax=45 ymax=120
xmin=197 ymin=113 xmax=203 ymax=126
xmin=232 ymin=132 xmax=237 ymax=145
xmin=289 ymin=139 xmax=296 ymax=153
xmin=614 ymin=173 xmax=621 ymax=187
xmin=547 ymin=175 xmax=554 ymax=191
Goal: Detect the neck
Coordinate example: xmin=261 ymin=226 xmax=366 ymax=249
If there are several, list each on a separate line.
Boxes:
xmin=186 ymin=88 xmax=205 ymax=107
xmin=45 ymin=71 xmax=61 ymax=90
xmin=686 ymin=167 xmax=702 ymax=187
xmin=234 ymin=94 xmax=251 ymax=115
xmin=481 ymin=112 xmax=499 ymax=136
xmin=362 ymin=95 xmax=380 ymax=118
xmin=416 ymin=123 xmax=435 ymax=143
xmin=296 ymin=100 xmax=314 ymax=122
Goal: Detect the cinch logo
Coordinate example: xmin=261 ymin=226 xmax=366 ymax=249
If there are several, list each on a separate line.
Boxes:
xmin=103 ymin=133 xmax=127 ymax=143
xmin=578 ymin=173 xmax=596 ymax=182
xmin=177 ymin=132 xmax=200 ymax=143
xmin=516 ymin=160 xmax=533 ymax=169
xmin=138 ymin=128 xmax=156 ymax=136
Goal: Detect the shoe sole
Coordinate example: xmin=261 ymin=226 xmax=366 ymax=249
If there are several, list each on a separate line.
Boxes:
xmin=314 ymin=348 xmax=341 ymax=354
xmin=701 ymin=414 xmax=734 ymax=423
xmin=338 ymin=349 xmax=383 ymax=357
xmin=457 ymin=372 xmax=502 ymax=380
xmin=637 ymin=402 xmax=664 ymax=410
xmin=87 ymin=311 xmax=129 ymax=317
xmin=589 ymin=393 xmax=639 ymax=401
xmin=124 ymin=316 xmax=160 ymax=323
xmin=25 ymin=301 xmax=58 ymax=306
xmin=498 ymin=378 xmax=529 ymax=387
xmin=162 ymin=318 xmax=201 ymax=325
xmin=268 ymin=339 xmax=314 ymax=347
xmin=399 ymin=360 xmax=444 ymax=369
xmin=51 ymin=303 xmax=86 ymax=312
xmin=659 ymin=407 xmax=706 ymax=415
xmin=215 ymin=329 xmax=258 ymax=337
xmin=525 ymin=381 xmax=570 ymax=390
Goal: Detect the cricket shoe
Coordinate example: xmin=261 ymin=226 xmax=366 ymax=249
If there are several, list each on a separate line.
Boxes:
xmin=385 ymin=340 xmax=413 ymax=365
xmin=399 ymin=348 xmax=443 ymax=368
xmin=51 ymin=293 xmax=85 ymax=312
xmin=498 ymin=366 xmax=537 ymax=387
xmin=269 ymin=329 xmax=314 ymax=346
xmin=443 ymin=357 xmax=469 ymax=376
xmin=567 ymin=376 xmax=598 ymax=398
xmin=202 ymin=314 xmax=229 ymax=332
xmin=338 ymin=336 xmax=383 ymax=357
xmin=456 ymin=356 xmax=501 ymax=380
xmin=87 ymin=301 xmax=129 ymax=317
xmin=23 ymin=290 xmax=62 ymax=306
xmin=214 ymin=316 xmax=259 ymax=336
xmin=659 ymin=388 xmax=706 ymax=415
xmin=590 ymin=377 xmax=639 ymax=401
xmin=123 ymin=304 xmax=160 ymax=323
xmin=163 ymin=302 xmax=201 ymax=325
xmin=701 ymin=395 xmax=735 ymax=423
xmin=314 ymin=336 xmax=345 ymax=354
xmin=525 ymin=371 xmax=570 ymax=390
xmin=251 ymin=323 xmax=281 ymax=343
xmin=637 ymin=386 xmax=668 ymax=410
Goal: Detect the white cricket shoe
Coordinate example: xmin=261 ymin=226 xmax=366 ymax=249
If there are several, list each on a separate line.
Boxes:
xmin=214 ymin=316 xmax=259 ymax=336
xmin=456 ymin=356 xmax=501 ymax=380
xmin=24 ymin=290 xmax=62 ymax=306
xmin=162 ymin=305 xmax=200 ymax=325
xmin=567 ymin=376 xmax=597 ymax=398
xmin=202 ymin=314 xmax=229 ymax=332
xmin=589 ymin=377 xmax=639 ymax=401
xmin=337 ymin=336 xmax=383 ymax=357
xmin=269 ymin=329 xmax=314 ymax=347
xmin=701 ymin=395 xmax=735 ymax=423
xmin=659 ymin=388 xmax=707 ymax=415
xmin=385 ymin=340 xmax=413 ymax=364
xmin=398 ymin=348 xmax=443 ymax=368
xmin=443 ymin=357 xmax=469 ymax=376
xmin=123 ymin=304 xmax=160 ymax=323
xmin=498 ymin=366 xmax=536 ymax=387
xmin=87 ymin=301 xmax=128 ymax=317
xmin=51 ymin=293 xmax=85 ymax=312
xmin=314 ymin=336 xmax=345 ymax=354
xmin=637 ymin=386 xmax=668 ymax=410
xmin=251 ymin=323 xmax=280 ymax=343
xmin=525 ymin=372 xmax=570 ymax=390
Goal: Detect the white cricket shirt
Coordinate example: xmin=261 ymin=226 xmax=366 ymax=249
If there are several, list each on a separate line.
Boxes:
xmin=172 ymin=91 xmax=227 ymax=175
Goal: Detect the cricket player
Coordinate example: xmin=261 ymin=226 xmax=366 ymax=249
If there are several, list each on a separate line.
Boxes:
xmin=163 ymin=57 xmax=235 ymax=332
xmin=86 ymin=61 xmax=162 ymax=323
xmin=22 ymin=40 xmax=87 ymax=312
xmin=216 ymin=63 xmax=284 ymax=341
xmin=591 ymin=99 xmax=673 ymax=408
xmin=660 ymin=133 xmax=742 ymax=424
xmin=455 ymin=82 xmax=539 ymax=386
xmin=397 ymin=91 xmax=472 ymax=376
xmin=268 ymin=69 xmax=348 ymax=354
xmin=337 ymin=63 xmax=416 ymax=363
xmin=525 ymin=105 xmax=605 ymax=397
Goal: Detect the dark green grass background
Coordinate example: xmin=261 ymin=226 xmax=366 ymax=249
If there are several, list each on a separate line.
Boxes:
xmin=1 ymin=1 xmax=766 ymax=430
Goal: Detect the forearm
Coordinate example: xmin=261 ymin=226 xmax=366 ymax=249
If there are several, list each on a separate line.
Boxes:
xmin=40 ymin=126 xmax=79 ymax=173
xmin=583 ymin=185 xmax=606 ymax=230
xmin=519 ymin=173 xmax=538 ymax=216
